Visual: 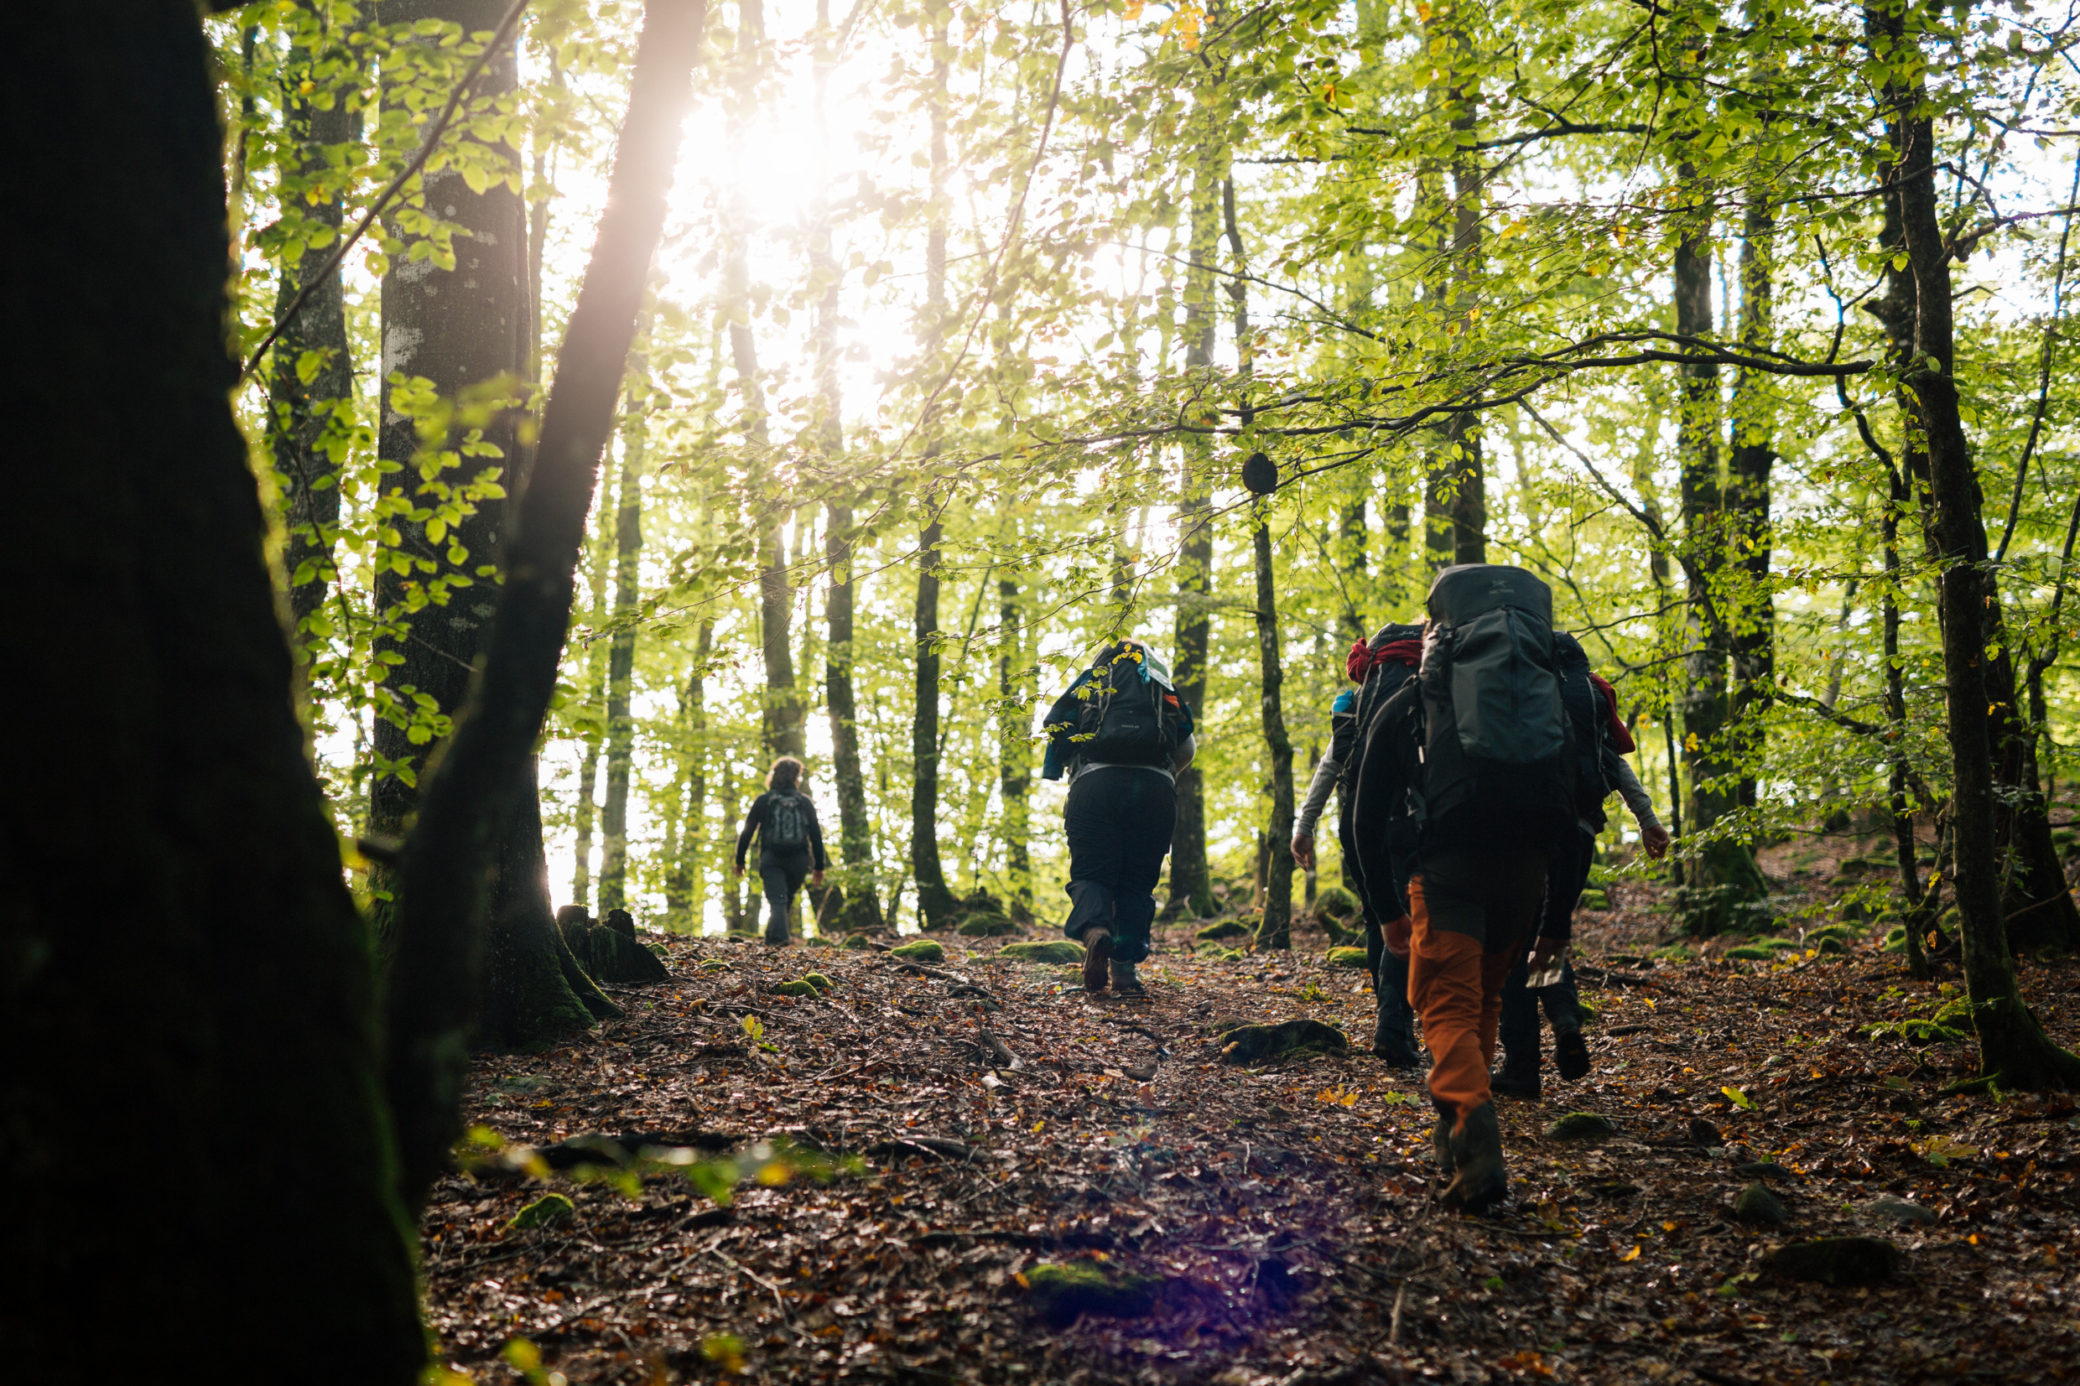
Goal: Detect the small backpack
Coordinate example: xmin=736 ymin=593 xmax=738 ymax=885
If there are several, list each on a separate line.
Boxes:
xmin=765 ymin=791 xmax=810 ymax=851
xmin=1076 ymin=649 xmax=1180 ymax=766
xmin=1413 ymin=565 xmax=1576 ymax=847
xmin=1339 ymin=621 xmax=1425 ymax=797
xmin=1552 ymin=632 xmax=1611 ymax=829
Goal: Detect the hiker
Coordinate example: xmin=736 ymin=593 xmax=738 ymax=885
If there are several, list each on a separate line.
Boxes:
xmin=1492 ymin=634 xmax=1673 ymax=1100
xmin=1040 ymin=638 xmax=1197 ymax=997
xmin=733 ymin=755 xmax=829 ymax=946
xmin=1292 ymin=620 xmax=1425 ymax=1066
xmin=1351 ymin=565 xmax=1579 ymax=1212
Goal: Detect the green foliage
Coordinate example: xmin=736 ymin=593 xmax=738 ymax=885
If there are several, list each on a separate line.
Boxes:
xmin=505 ymin=1193 xmax=575 ymax=1231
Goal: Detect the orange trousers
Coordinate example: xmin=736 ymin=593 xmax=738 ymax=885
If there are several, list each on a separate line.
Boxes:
xmin=1405 ymin=843 xmax=1549 ymax=1130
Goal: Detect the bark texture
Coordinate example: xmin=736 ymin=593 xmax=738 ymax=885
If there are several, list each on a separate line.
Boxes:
xmin=383 ymin=0 xmax=708 ymax=1206
xmin=5 ymin=5 xmax=422 ymax=1375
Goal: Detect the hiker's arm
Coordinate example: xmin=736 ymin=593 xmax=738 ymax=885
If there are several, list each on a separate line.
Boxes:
xmin=1295 ymin=750 xmax=1340 ymax=836
xmin=1170 ymin=731 xmax=1196 ymax=775
xmin=1603 ymin=749 xmax=1666 ymax=853
xmin=734 ymin=796 xmax=763 ymax=873
xmin=808 ymin=804 xmax=829 ymax=873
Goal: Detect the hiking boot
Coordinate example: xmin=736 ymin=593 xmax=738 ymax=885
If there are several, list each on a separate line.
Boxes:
xmin=1432 ymin=1117 xmax=1455 ymax=1177
xmin=1109 ymin=958 xmax=1146 ymax=997
xmin=1490 ymin=1058 xmax=1542 ymax=1102
xmin=1372 ymin=1035 xmax=1423 ymax=1069
xmin=1553 ymin=1028 xmax=1591 ymax=1082
xmin=1081 ymin=927 xmax=1114 ymax=993
xmin=1442 ymin=1103 xmax=1508 ymax=1213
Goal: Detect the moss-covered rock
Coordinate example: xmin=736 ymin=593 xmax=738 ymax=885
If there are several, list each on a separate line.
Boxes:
xmin=1325 ymin=946 xmax=1370 ymax=969
xmin=840 ymin=932 xmax=878 ymax=950
xmin=1313 ymin=885 xmax=1359 ymax=920
xmin=1576 ymin=888 xmax=1610 ymax=911
xmin=698 ymin=958 xmax=729 ymax=972
xmin=956 ymin=912 xmax=1019 ymax=937
xmin=1725 ymin=944 xmax=1776 ymax=961
xmin=1545 ymin=1112 xmax=1619 ymax=1140
xmin=1001 ymin=940 xmax=1085 ymax=965
xmin=1196 ymin=918 xmax=1251 ymax=941
xmin=776 ymin=979 xmax=819 ymax=997
xmin=891 ymin=939 xmax=945 ymax=963
xmin=1198 ymin=945 xmax=1247 ymax=962
xmin=506 ymin=1193 xmax=575 ymax=1231
xmin=1734 ymin=1182 xmax=1789 ymax=1226
xmin=1760 ymin=1236 xmax=1901 ymax=1287
xmin=1026 ymin=1262 xmax=1157 ymax=1327
xmin=1761 ymin=937 xmax=1803 ymax=952
xmin=1217 ymin=1018 xmax=1348 ymax=1064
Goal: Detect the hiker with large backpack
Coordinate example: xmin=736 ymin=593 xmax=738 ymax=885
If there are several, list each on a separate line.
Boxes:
xmin=1292 ymin=621 xmax=1425 ymax=1067
xmin=1491 ymin=634 xmax=1671 ymax=1099
xmin=1350 ymin=565 xmax=1578 ymax=1212
xmin=1040 ymin=638 xmax=1197 ymax=997
xmin=733 ymin=755 xmax=829 ymax=946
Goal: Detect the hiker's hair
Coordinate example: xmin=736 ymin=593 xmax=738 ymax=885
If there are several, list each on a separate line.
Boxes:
xmin=766 ymin=755 xmax=804 ymax=792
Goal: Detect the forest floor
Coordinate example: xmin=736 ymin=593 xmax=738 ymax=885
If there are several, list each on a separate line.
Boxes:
xmin=424 ymin=835 xmax=2080 ymax=1386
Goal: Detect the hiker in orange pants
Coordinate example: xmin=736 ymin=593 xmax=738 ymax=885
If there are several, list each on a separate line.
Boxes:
xmin=1397 ymin=845 xmax=1551 ymax=1178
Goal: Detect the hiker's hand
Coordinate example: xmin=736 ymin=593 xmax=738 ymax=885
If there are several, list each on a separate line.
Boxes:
xmin=1291 ymin=833 xmax=1315 ymax=871
xmin=1383 ymin=914 xmax=1412 ymax=959
xmin=733 ymin=863 xmax=744 ymax=879
xmin=1642 ymin=824 xmax=1671 ymax=859
xmin=812 ymin=870 xmax=826 ymax=886
xmin=1527 ymin=934 xmax=1565 ymax=973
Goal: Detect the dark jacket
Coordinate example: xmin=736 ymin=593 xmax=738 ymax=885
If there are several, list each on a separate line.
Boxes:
xmin=735 ymin=790 xmax=829 ymax=871
xmin=1348 ymin=680 xmax=1424 ymax=922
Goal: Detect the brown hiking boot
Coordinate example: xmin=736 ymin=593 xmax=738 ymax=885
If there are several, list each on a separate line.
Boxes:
xmin=1442 ymin=1102 xmax=1508 ymax=1213
xmin=1082 ymin=928 xmax=1114 ymax=993
xmin=1109 ymin=958 xmax=1146 ymax=997
xmin=1432 ymin=1117 xmax=1455 ymax=1177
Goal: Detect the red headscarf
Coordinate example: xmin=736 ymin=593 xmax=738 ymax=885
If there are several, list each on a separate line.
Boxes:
xmin=1588 ymin=673 xmax=1636 ymax=753
xmin=1347 ymin=636 xmax=1424 ymax=684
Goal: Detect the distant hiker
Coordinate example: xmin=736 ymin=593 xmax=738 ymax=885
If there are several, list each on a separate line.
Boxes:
xmin=1040 ymin=638 xmax=1197 ymax=997
xmin=1292 ymin=620 xmax=1425 ymax=1066
xmin=1493 ymin=635 xmax=1672 ymax=1100
xmin=733 ymin=756 xmax=829 ymax=946
xmin=1351 ymin=565 xmax=1578 ymax=1212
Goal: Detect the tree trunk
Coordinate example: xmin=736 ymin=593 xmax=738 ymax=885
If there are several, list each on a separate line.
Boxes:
xmin=599 ymin=352 xmax=650 ymax=915
xmin=911 ymin=518 xmax=962 ymax=927
xmin=367 ymin=0 xmax=529 ymax=921
xmin=482 ymin=758 xmax=619 ymax=1045
xmin=570 ymin=528 xmax=609 ymax=909
xmin=725 ymin=0 xmax=802 ymax=762
xmin=382 ymin=0 xmax=708 ymax=1204
xmin=1728 ymin=190 xmax=1777 ymax=810
xmin=1881 ymin=490 xmax=1933 ymax=981
xmin=7 ymin=6 xmax=423 ymax=1373
xmin=999 ymin=569 xmax=1034 ymax=923
xmin=668 ymin=620 xmax=713 ymax=925
xmin=1673 ymin=159 xmax=1765 ymax=932
xmin=1254 ymin=522 xmax=1296 ymax=950
xmin=1166 ymin=124 xmax=1225 ymax=921
xmin=1869 ymin=1 xmax=2080 ymax=1087
xmin=267 ymin=17 xmax=356 ymax=671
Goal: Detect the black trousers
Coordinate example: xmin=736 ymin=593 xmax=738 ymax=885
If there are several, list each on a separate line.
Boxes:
xmin=1498 ymin=828 xmax=1594 ymax=1062
xmin=758 ymin=848 xmax=811 ymax=945
xmin=1061 ymin=767 xmax=1177 ymax=965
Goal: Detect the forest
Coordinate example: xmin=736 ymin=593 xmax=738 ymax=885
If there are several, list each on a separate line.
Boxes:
xmin=9 ymin=0 xmax=2080 ymax=1380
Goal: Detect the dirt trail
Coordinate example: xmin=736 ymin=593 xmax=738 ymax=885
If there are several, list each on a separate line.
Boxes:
xmin=424 ymin=886 xmax=2080 ymax=1385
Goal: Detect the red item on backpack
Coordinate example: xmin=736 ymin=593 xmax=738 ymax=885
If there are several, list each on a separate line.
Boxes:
xmin=1589 ymin=674 xmax=1635 ymax=753
xmin=1347 ymin=636 xmax=1424 ymax=684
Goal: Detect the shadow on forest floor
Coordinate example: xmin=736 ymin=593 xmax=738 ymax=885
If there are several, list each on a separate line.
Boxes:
xmin=423 ymin=836 xmax=2080 ymax=1385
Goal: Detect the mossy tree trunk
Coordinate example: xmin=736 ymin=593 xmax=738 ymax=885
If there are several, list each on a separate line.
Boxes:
xmin=1869 ymin=0 xmax=2080 ymax=1088
xmin=7 ymin=5 xmax=423 ymax=1374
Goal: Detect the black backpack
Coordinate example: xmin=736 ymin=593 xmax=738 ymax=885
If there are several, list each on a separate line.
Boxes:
xmin=1413 ymin=565 xmax=1576 ymax=847
xmin=1076 ymin=650 xmax=1181 ymax=766
xmin=1339 ymin=621 xmax=1425 ymax=797
xmin=1552 ymin=632 xmax=1610 ymax=829
xmin=765 ymin=791 xmax=811 ymax=851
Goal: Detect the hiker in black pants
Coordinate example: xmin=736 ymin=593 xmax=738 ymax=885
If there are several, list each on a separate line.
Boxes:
xmin=733 ymin=756 xmax=828 ymax=946
xmin=1491 ymin=635 xmax=1671 ymax=1099
xmin=1040 ymin=638 xmax=1196 ymax=997
xmin=1292 ymin=620 xmax=1426 ymax=1067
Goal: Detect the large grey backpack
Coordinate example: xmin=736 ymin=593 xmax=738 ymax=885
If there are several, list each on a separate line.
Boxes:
xmin=1414 ymin=565 xmax=1576 ymax=847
